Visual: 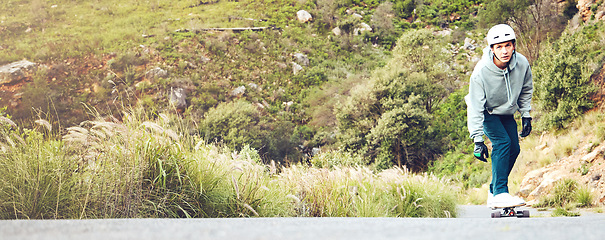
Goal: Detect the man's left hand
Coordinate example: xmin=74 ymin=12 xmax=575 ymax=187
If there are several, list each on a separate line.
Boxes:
xmin=520 ymin=117 xmax=532 ymax=137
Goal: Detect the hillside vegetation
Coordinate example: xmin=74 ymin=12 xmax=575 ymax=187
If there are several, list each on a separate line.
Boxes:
xmin=1 ymin=0 xmax=605 ymax=218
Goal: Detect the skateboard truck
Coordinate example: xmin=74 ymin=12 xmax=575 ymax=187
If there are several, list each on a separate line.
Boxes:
xmin=491 ymin=207 xmax=530 ymax=218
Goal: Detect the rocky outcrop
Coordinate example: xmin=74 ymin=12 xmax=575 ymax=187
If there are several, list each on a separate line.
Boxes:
xmin=519 ymin=142 xmax=605 ymax=206
xmin=577 ymin=0 xmax=605 ymax=21
xmin=0 ymin=60 xmax=37 ymax=86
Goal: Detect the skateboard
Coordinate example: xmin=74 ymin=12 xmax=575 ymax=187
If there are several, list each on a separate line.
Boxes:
xmin=491 ymin=205 xmax=530 ymax=218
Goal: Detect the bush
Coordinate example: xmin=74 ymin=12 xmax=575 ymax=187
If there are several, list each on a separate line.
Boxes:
xmin=199 ymin=100 xmax=304 ymax=163
xmin=200 ymin=100 xmax=264 ymax=152
xmin=534 ymin=179 xmax=593 ymax=209
xmin=533 ymin=27 xmax=600 ymax=130
xmin=335 ymin=29 xmax=455 ymax=171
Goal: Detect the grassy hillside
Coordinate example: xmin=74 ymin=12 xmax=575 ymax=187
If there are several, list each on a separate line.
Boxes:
xmin=1 ymin=0 xmax=481 ymax=166
xmin=2 ymin=1 xmax=604 ymax=216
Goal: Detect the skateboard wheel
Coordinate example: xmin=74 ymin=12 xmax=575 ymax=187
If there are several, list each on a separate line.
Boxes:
xmin=491 ymin=212 xmax=501 ymax=218
xmin=522 ymin=210 xmax=530 ymax=218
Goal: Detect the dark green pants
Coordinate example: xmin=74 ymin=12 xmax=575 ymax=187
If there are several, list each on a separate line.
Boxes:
xmin=483 ymin=113 xmax=520 ymax=195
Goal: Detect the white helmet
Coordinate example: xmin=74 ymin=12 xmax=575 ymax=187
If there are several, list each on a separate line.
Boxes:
xmin=486 ymin=24 xmax=516 ymax=46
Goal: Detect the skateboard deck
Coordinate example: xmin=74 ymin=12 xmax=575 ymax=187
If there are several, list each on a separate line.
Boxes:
xmin=490 ymin=204 xmax=530 ymax=218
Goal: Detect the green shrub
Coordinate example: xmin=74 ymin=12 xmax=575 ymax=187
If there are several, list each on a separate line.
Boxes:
xmin=576 ymin=185 xmax=594 ymax=208
xmin=0 ymin=129 xmax=75 ymax=219
xmin=533 ymin=27 xmax=601 ymax=130
xmin=534 ymin=179 xmax=593 ymax=210
xmin=200 ymin=100 xmax=264 ymax=150
xmin=335 ymin=29 xmax=455 ymax=171
xmin=552 ymin=206 xmax=580 ymax=217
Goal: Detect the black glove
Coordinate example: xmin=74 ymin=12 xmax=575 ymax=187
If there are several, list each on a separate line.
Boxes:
xmin=520 ymin=117 xmax=532 ymax=137
xmin=473 ymin=142 xmax=489 ymax=162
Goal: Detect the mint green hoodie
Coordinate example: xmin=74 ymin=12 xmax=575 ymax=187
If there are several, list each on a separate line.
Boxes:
xmin=465 ymin=47 xmax=533 ymax=142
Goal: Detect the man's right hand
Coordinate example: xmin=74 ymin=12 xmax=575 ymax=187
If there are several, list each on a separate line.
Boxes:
xmin=473 ymin=142 xmax=489 ymax=162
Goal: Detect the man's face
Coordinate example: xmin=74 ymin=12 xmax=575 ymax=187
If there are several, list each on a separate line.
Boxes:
xmin=491 ymin=41 xmax=515 ymax=63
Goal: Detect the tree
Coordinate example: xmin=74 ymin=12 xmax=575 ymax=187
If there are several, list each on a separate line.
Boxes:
xmin=533 ymin=27 xmax=601 ymax=129
xmin=335 ymin=29 xmax=454 ymax=171
xmin=371 ymin=1 xmax=400 ymax=48
xmin=479 ymin=0 xmax=569 ymax=63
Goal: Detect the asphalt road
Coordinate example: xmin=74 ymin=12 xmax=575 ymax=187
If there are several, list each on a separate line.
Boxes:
xmin=2 ymin=206 xmax=604 ymax=240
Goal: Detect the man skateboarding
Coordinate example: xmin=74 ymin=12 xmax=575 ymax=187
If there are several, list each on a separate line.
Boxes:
xmin=465 ymin=24 xmax=533 ymax=209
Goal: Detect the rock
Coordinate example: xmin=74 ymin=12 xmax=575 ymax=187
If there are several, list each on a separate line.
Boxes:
xmin=230 ymin=86 xmax=246 ymax=97
xmin=135 ymin=79 xmax=151 ymax=89
xmin=435 ymin=29 xmax=452 ymax=37
xmin=247 ymin=83 xmax=259 ymax=91
xmin=146 ymin=67 xmax=168 ymax=79
xmin=201 ymin=56 xmax=211 ymax=63
xmin=354 ymin=22 xmax=372 ymax=35
xmin=596 ymin=11 xmax=604 ymax=20
xmin=536 ymin=143 xmax=548 ymax=150
xmin=519 ymin=167 xmax=550 ymax=199
xmin=283 ymin=101 xmax=294 ymax=111
xmin=519 ymin=183 xmax=535 ymax=197
xmin=577 ymin=0 xmax=595 ymax=21
xmin=332 ymin=27 xmax=341 ymax=36
xmin=463 ymin=37 xmax=476 ymax=50
xmin=169 ymin=87 xmax=187 ymax=110
xmin=352 ymin=13 xmax=363 ymax=19
xmin=519 ymin=139 xmax=605 ymax=206
xmin=277 ymin=62 xmax=288 ymax=69
xmin=294 ymin=53 xmax=309 ymax=66
xmin=581 ymin=145 xmax=605 ymax=162
xmin=297 ymin=10 xmax=312 ymax=23
xmin=312 ymin=147 xmax=321 ymax=156
xmin=292 ymin=62 xmax=303 ymax=75
xmin=0 ymin=60 xmax=37 ymax=85
xmin=183 ymin=61 xmax=197 ymax=69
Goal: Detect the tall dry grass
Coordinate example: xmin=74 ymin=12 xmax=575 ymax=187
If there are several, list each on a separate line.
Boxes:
xmin=0 ymin=109 xmax=457 ymax=219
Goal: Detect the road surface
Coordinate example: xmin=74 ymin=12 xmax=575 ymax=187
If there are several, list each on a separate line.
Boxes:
xmin=2 ymin=206 xmax=604 ymax=240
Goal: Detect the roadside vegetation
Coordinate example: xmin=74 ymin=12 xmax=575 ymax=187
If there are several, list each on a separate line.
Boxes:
xmin=0 ymin=110 xmax=456 ymax=218
xmin=533 ymin=179 xmax=593 ymax=217
xmin=1 ymin=0 xmax=604 ymax=218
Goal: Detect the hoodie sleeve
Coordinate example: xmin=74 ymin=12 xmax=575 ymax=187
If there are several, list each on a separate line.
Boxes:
xmin=465 ymin=73 xmax=486 ymax=142
xmin=517 ymin=65 xmax=533 ymax=118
